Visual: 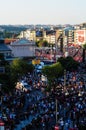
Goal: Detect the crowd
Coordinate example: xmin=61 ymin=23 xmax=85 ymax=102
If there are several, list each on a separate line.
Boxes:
xmin=0 ymin=61 xmax=86 ymax=130
xmin=16 ymin=62 xmax=86 ymax=130
xmin=0 ymin=88 xmax=26 ymax=129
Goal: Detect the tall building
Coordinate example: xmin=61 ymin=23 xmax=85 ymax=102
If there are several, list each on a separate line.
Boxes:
xmin=19 ymin=30 xmax=36 ymax=41
xmin=63 ymin=27 xmax=74 ymax=45
xmin=55 ymin=29 xmax=63 ymax=46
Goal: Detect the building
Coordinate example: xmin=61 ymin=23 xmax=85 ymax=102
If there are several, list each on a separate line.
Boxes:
xmin=0 ymin=39 xmax=12 ymax=58
xmin=19 ymin=30 xmax=36 ymax=41
xmin=55 ymin=29 xmax=63 ymax=47
xmin=9 ymin=38 xmax=35 ymax=58
xmin=4 ymin=38 xmax=17 ymax=45
xmin=63 ymin=27 xmax=74 ymax=45
xmin=44 ymin=34 xmax=55 ymax=44
xmin=19 ymin=29 xmax=56 ymax=45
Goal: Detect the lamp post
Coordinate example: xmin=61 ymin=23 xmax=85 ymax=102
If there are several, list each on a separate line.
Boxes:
xmin=56 ymin=98 xmax=58 ymax=124
xmin=0 ymin=84 xmax=2 ymax=112
xmin=55 ymin=97 xmax=60 ymax=130
xmin=64 ymin=69 xmax=66 ymax=91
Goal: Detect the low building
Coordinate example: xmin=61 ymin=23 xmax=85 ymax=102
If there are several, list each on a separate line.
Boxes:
xmin=0 ymin=39 xmax=12 ymax=58
xmin=9 ymin=38 xmax=35 ymax=58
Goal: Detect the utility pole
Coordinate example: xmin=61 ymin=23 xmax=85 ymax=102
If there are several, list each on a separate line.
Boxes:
xmin=0 ymin=84 xmax=2 ymax=112
xmin=64 ymin=69 xmax=66 ymax=90
xmin=56 ymin=98 xmax=58 ymax=124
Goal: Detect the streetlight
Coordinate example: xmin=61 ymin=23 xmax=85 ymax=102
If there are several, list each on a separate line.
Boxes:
xmin=56 ymin=98 xmax=58 ymax=124
xmin=0 ymin=83 xmax=2 ymax=112
xmin=64 ymin=69 xmax=66 ymax=91
xmin=55 ymin=97 xmax=60 ymax=130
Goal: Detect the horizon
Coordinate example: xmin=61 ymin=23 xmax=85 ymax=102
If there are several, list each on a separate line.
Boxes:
xmin=0 ymin=0 xmax=86 ymax=25
xmin=0 ymin=22 xmax=85 ymax=26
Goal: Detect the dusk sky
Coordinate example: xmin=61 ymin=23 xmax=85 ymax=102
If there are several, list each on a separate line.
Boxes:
xmin=0 ymin=0 xmax=86 ymax=25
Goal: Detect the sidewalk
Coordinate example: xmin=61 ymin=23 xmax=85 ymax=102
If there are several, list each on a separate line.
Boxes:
xmin=14 ymin=114 xmax=38 ymax=130
xmin=14 ymin=90 xmax=45 ymax=130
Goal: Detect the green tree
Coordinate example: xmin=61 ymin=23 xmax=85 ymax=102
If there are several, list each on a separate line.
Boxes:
xmin=10 ymin=58 xmax=34 ymax=89
xmin=42 ymin=40 xmax=49 ymax=47
xmin=42 ymin=62 xmax=63 ymax=90
xmin=36 ymin=40 xmax=49 ymax=47
xmin=28 ymin=63 xmax=34 ymax=73
xmin=0 ymin=57 xmax=33 ymax=92
xmin=35 ymin=41 xmax=40 ymax=47
xmin=57 ymin=56 xmax=79 ymax=71
xmin=0 ymin=53 xmax=10 ymax=92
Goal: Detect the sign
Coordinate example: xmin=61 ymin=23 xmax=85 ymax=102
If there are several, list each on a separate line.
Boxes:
xmin=78 ymin=36 xmax=84 ymax=42
xmin=76 ymin=30 xmax=85 ymax=45
xmin=32 ymin=59 xmax=40 ymax=65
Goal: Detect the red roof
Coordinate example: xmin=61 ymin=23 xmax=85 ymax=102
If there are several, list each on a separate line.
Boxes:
xmin=4 ymin=38 xmax=17 ymax=44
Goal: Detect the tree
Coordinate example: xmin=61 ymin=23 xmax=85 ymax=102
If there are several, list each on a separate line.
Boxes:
xmin=28 ymin=63 xmax=34 ymax=73
xmin=36 ymin=40 xmax=49 ymax=47
xmin=42 ymin=40 xmax=49 ymax=47
xmin=42 ymin=62 xmax=63 ymax=90
xmin=82 ymin=43 xmax=86 ymax=62
xmin=57 ymin=56 xmax=79 ymax=71
xmin=36 ymin=41 xmax=40 ymax=47
xmin=0 ymin=53 xmax=10 ymax=92
xmin=10 ymin=58 xmax=34 ymax=89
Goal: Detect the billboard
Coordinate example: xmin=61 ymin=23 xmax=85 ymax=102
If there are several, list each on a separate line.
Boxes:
xmin=32 ymin=59 xmax=40 ymax=65
xmin=76 ymin=30 xmax=85 ymax=45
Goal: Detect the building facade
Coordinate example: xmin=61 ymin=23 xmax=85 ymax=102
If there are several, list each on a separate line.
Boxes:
xmin=0 ymin=39 xmax=12 ymax=58
xmin=9 ymin=38 xmax=35 ymax=58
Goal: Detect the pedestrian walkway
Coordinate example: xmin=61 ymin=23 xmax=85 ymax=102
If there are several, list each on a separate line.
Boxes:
xmin=14 ymin=114 xmax=38 ymax=130
xmin=14 ymin=90 xmax=45 ymax=130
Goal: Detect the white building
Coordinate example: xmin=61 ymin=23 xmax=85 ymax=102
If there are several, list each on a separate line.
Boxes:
xmin=9 ymin=38 xmax=35 ymax=58
xmin=19 ymin=30 xmax=36 ymax=41
xmin=44 ymin=34 xmax=56 ymax=44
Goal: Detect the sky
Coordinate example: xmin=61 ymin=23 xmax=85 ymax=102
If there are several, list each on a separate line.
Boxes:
xmin=0 ymin=0 xmax=86 ymax=25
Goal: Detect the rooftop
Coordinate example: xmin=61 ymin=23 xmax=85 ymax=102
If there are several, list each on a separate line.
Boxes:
xmin=10 ymin=38 xmax=35 ymax=45
xmin=0 ymin=43 xmax=11 ymax=51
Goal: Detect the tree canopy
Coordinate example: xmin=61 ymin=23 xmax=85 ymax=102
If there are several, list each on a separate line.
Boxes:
xmin=42 ymin=62 xmax=63 ymax=89
xmin=9 ymin=58 xmax=34 ymax=89
xmin=36 ymin=40 xmax=49 ymax=47
xmin=57 ymin=56 xmax=79 ymax=71
xmin=83 ymin=43 xmax=86 ymax=49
